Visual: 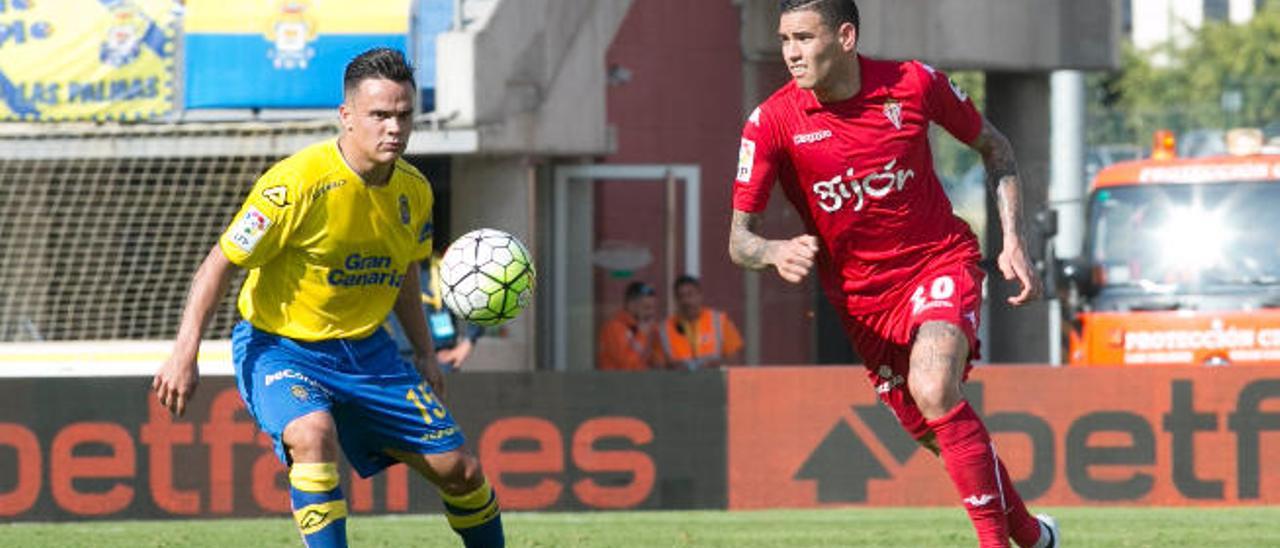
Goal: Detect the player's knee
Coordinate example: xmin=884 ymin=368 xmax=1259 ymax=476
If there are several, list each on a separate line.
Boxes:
xmin=908 ymin=363 xmax=964 ymax=418
xmin=462 ymin=455 xmax=486 ymax=486
xmin=909 ymin=376 xmax=957 ymax=417
xmin=437 ymin=452 xmax=485 ymax=496
xmin=283 ymin=413 xmax=338 ymax=462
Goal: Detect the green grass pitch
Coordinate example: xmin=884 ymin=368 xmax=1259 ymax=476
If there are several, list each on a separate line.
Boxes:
xmin=4 ymin=507 xmax=1278 ymax=547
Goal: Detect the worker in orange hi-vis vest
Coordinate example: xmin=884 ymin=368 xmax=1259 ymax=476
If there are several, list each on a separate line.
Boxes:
xmin=657 ymin=275 xmax=744 ymax=370
xmin=598 ymin=280 xmax=663 ymax=371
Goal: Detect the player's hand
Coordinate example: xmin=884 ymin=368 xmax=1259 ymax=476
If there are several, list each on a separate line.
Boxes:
xmin=767 ymin=234 xmax=818 ymax=284
xmin=998 ymin=235 xmax=1042 ymax=306
xmin=153 ymin=353 xmax=199 ymax=417
xmin=416 ymin=354 xmax=447 ymax=400
xmin=435 ymin=338 xmax=474 ymax=371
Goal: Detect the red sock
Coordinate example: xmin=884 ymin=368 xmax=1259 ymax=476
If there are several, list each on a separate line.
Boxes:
xmin=927 ymin=400 xmax=1009 ymax=547
xmin=998 ymin=456 xmax=1043 ymax=548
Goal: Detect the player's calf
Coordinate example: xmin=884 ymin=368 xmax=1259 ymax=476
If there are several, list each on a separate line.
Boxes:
xmin=912 ymin=323 xmax=1009 ymax=545
xmin=435 ymin=455 xmax=504 ymax=548
xmin=394 ymin=449 xmax=505 ymax=548
xmin=289 ymin=462 xmax=348 ymax=548
xmin=927 ymin=402 xmax=1009 ymax=547
xmin=439 ymin=476 xmax=504 ymax=548
xmin=999 ymin=457 xmax=1046 ymax=547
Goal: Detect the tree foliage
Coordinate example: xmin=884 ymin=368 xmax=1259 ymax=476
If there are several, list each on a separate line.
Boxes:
xmin=1105 ymin=2 xmax=1280 ymax=143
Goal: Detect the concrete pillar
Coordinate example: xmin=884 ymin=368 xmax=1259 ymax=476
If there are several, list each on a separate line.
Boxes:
xmin=1050 ymin=70 xmax=1087 ymax=261
xmin=448 ymin=155 xmax=537 ymax=371
xmin=564 ymin=174 xmax=595 ymax=372
xmin=984 ymin=72 xmax=1051 ymax=363
xmin=739 ymin=0 xmax=788 ymax=366
xmin=1049 ymin=70 xmax=1087 ymax=365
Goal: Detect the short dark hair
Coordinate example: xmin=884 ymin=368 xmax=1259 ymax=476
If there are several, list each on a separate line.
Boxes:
xmin=779 ymin=0 xmax=860 ymax=35
xmin=624 ymin=281 xmax=656 ymax=302
xmin=673 ymin=274 xmax=700 ymax=292
xmin=344 ymin=48 xmax=415 ymax=96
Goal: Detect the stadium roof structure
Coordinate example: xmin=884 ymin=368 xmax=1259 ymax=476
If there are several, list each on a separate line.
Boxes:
xmin=0 ymin=116 xmax=479 ymax=160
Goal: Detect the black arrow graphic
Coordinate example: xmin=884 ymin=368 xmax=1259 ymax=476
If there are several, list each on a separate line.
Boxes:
xmin=795 ymin=419 xmax=890 ymax=503
xmin=855 ymin=403 xmax=921 ymax=465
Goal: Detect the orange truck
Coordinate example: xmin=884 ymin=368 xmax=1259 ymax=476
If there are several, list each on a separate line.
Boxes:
xmin=1060 ymin=129 xmax=1280 ymax=366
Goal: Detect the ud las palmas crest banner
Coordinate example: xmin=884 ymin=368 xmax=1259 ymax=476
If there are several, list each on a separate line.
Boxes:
xmin=184 ymin=0 xmax=410 ymax=109
xmin=0 ymin=0 xmax=175 ymax=122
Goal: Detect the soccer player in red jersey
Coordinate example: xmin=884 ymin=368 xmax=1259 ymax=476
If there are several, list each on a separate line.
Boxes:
xmin=728 ymin=2 xmax=1058 ymax=547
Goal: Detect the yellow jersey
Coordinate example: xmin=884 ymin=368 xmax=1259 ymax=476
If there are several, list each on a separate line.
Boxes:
xmin=219 ymin=139 xmax=434 ymax=341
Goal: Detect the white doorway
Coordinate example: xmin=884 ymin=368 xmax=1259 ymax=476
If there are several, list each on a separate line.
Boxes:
xmin=551 ymin=164 xmax=701 ymax=371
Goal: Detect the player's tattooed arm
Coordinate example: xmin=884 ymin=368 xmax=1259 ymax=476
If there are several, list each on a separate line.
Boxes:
xmin=969 ymin=118 xmax=1043 ymax=304
xmin=969 ymin=119 xmax=1025 ymax=241
xmin=728 ymin=209 xmax=771 ymax=270
xmin=729 ymin=209 xmax=818 ymax=284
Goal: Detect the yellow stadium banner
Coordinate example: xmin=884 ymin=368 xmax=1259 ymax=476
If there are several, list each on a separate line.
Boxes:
xmin=0 ymin=0 xmax=176 ymax=122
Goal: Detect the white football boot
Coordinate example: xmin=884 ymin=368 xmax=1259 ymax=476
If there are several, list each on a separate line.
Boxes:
xmin=1033 ymin=514 xmax=1059 ymax=548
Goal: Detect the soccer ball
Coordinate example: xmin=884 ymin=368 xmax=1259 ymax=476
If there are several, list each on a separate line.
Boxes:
xmin=438 ymin=228 xmax=535 ymax=326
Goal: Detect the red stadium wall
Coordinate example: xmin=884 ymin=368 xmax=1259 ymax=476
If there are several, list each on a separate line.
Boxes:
xmin=2 ymin=367 xmax=1279 ymax=521
xmin=601 ymin=0 xmax=815 ymax=364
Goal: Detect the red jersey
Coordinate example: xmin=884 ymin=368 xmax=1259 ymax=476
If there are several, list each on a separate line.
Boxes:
xmin=733 ymin=55 xmax=983 ymax=314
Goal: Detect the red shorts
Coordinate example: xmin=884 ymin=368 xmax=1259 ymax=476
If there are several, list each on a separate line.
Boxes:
xmin=840 ymin=261 xmax=985 ymax=440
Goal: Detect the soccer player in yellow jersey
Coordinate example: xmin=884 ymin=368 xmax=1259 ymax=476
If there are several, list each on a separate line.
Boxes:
xmin=152 ymin=48 xmax=504 ymax=548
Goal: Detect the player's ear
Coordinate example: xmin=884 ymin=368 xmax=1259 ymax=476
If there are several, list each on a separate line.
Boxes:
xmin=839 ymin=22 xmax=857 ymax=52
xmin=338 ymin=102 xmax=353 ymax=131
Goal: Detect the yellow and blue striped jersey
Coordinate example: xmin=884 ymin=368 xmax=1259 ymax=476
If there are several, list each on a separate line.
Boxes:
xmin=219 ymin=139 xmax=433 ymax=341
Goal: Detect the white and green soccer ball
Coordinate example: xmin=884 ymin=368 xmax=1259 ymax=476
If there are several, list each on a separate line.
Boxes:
xmin=438 ymin=228 xmax=535 ymax=326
